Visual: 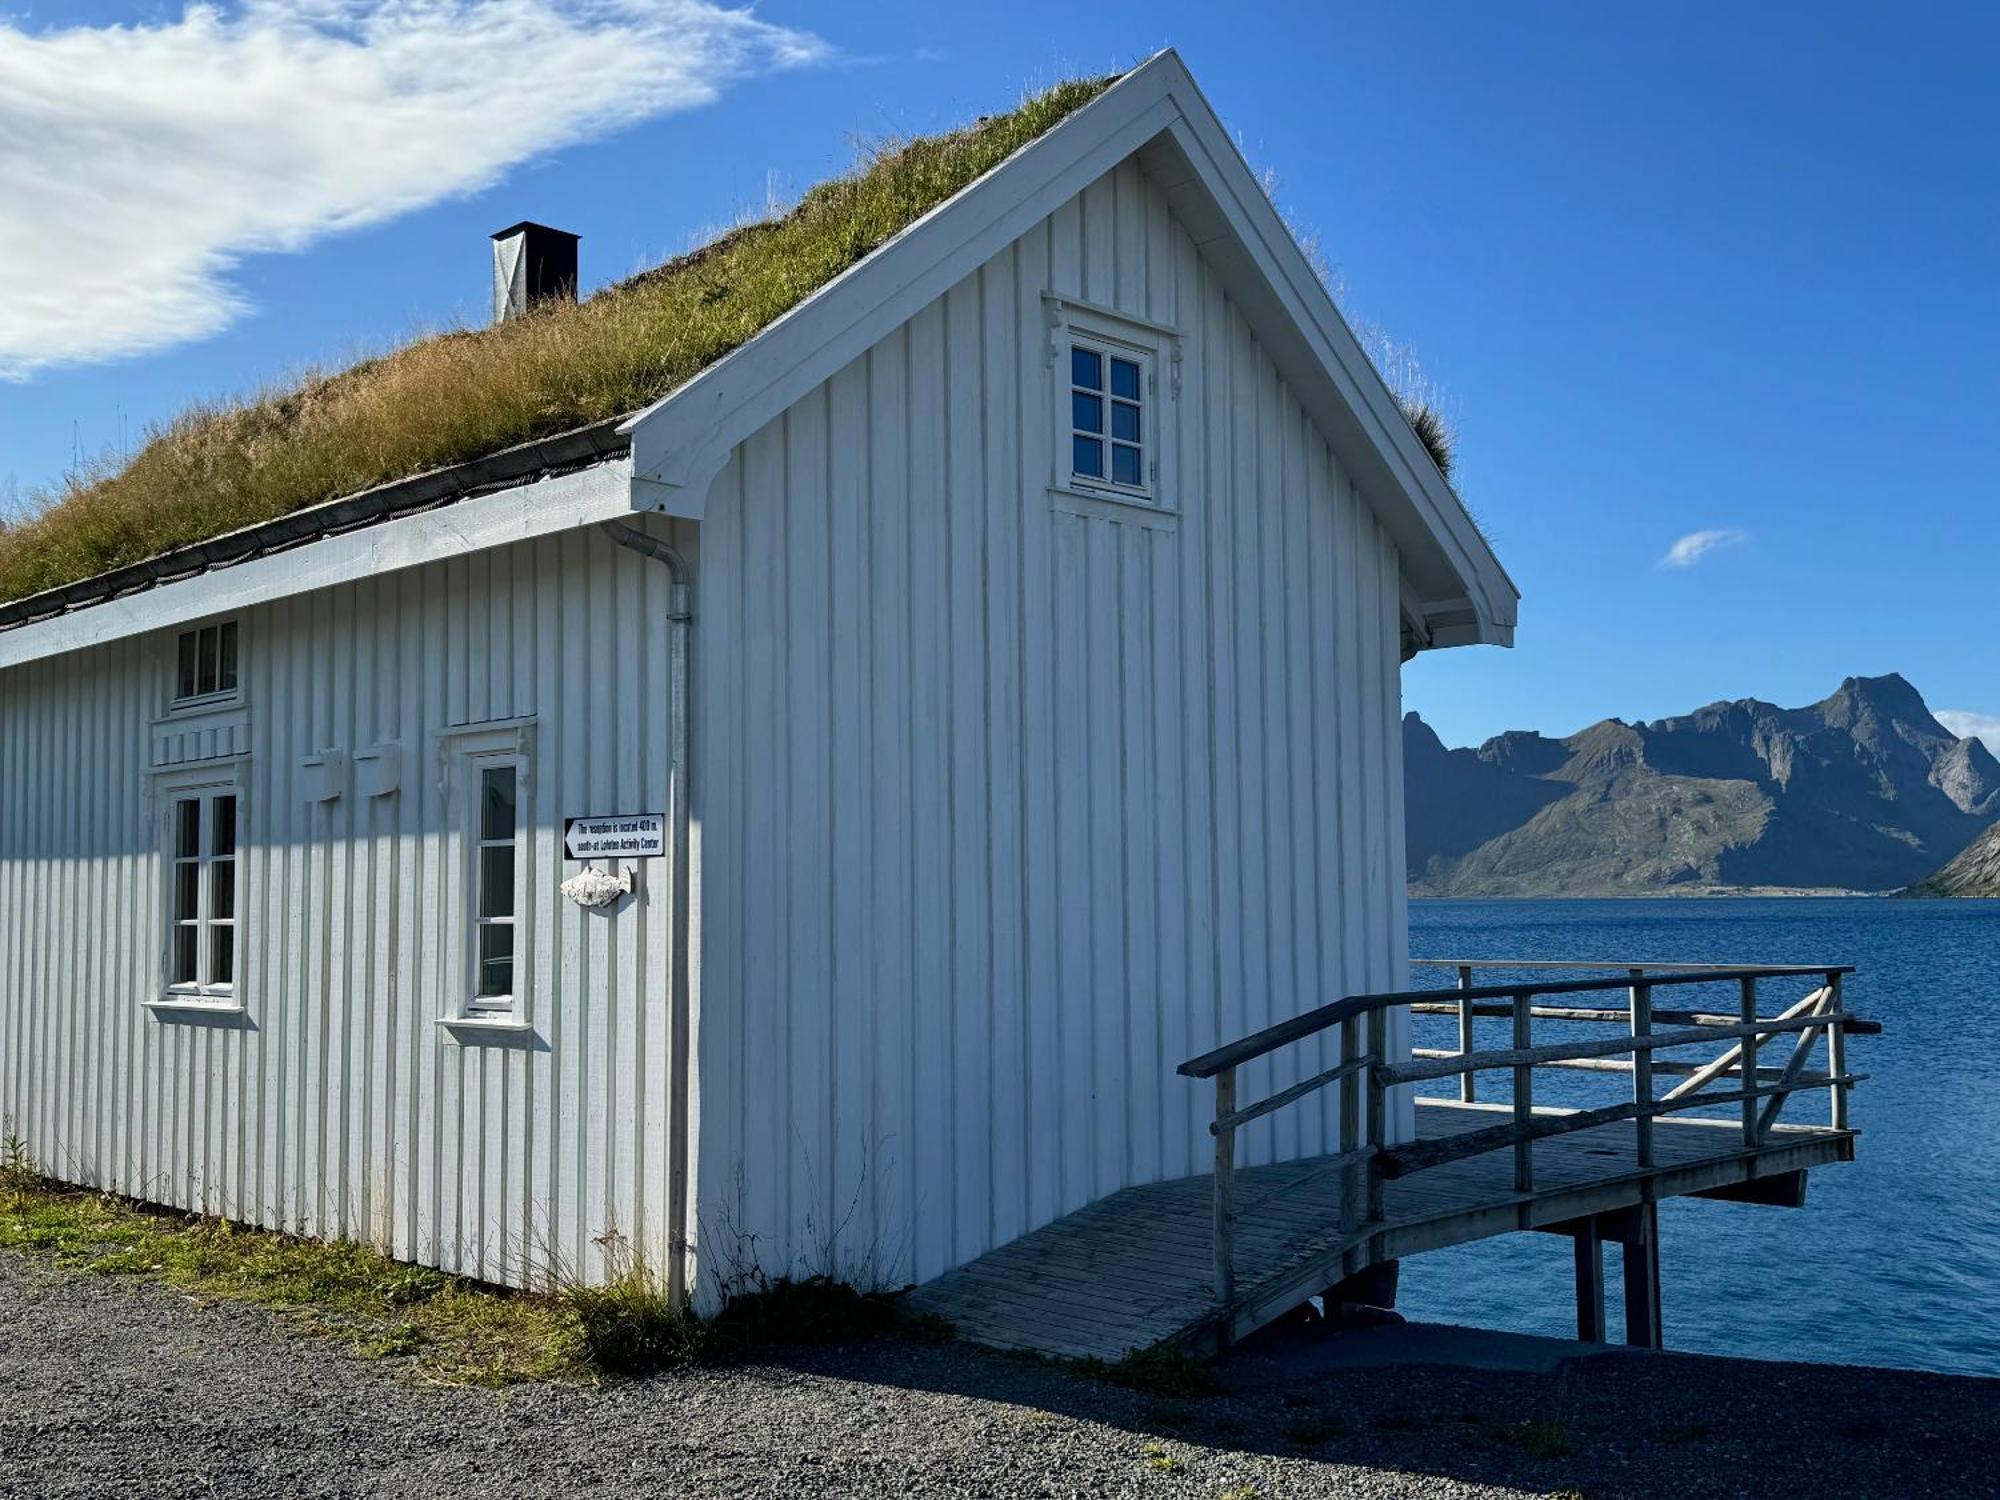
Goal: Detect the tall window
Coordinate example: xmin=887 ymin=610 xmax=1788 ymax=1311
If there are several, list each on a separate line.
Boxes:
xmin=1069 ymin=340 xmax=1148 ymax=496
xmin=167 ymin=789 xmax=238 ymax=998
xmin=471 ymin=763 xmax=519 ymax=1009
xmin=440 ymin=720 xmax=535 ymax=1027
xmin=175 ymin=621 xmax=239 ymax=703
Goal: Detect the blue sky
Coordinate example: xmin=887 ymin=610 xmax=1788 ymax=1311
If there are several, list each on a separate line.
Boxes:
xmin=2 ymin=2 xmax=1994 ymax=750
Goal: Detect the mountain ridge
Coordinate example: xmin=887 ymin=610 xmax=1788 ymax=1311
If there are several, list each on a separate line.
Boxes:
xmin=1407 ymin=673 xmax=2000 ymax=897
xmin=1905 ymin=821 xmax=2000 ymax=898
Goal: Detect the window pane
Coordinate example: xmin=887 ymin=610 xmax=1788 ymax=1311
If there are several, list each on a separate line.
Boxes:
xmin=1071 ymin=391 xmax=1103 ymax=434
xmin=176 ymin=800 xmax=201 ymax=860
xmin=196 ymin=626 xmax=218 ymax=697
xmin=1111 ymin=400 xmax=1141 ymax=443
xmin=477 ymin=924 xmax=515 ymax=998
xmin=211 ymin=859 xmax=235 ymax=922
xmin=218 ymin=622 xmax=238 ymax=694
xmin=1070 ymin=346 xmax=1102 ymax=391
xmin=177 ymin=632 xmax=198 ymax=700
xmin=212 ymin=795 xmax=236 ymax=858
xmin=1112 ymin=443 xmax=1143 ymax=486
xmin=174 ymin=862 xmax=200 ymax=923
xmin=1110 ymin=358 xmax=1141 ymax=400
xmin=1072 ymin=435 xmax=1104 ymax=478
xmin=480 ymin=766 xmax=517 ymax=842
xmin=172 ymin=927 xmax=198 ymax=986
xmin=210 ymin=926 xmax=235 ymax=987
xmin=479 ymin=846 xmax=515 ymax=919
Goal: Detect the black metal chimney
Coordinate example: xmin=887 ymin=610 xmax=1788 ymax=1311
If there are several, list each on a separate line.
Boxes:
xmin=491 ymin=222 xmax=579 ymax=323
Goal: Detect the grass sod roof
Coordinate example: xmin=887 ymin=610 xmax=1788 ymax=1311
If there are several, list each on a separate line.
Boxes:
xmin=0 ymin=76 xmax=1117 ymax=608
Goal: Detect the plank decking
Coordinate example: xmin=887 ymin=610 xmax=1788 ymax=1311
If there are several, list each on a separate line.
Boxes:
xmin=903 ymin=1098 xmax=1856 ymax=1362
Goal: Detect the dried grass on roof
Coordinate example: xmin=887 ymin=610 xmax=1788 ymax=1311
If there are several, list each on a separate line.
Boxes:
xmin=0 ymin=77 xmax=1114 ymax=606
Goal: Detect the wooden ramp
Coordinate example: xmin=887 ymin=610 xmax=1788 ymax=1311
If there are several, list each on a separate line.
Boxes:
xmin=904 ymin=1099 xmax=1856 ymax=1362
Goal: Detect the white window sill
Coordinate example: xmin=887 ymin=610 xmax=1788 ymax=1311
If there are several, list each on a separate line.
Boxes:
xmin=436 ymin=1014 xmax=535 ymax=1044
xmin=1050 ymin=484 xmax=1179 ymax=531
xmin=145 ymin=995 xmax=248 ymax=1020
xmin=162 ymin=693 xmax=244 ymax=720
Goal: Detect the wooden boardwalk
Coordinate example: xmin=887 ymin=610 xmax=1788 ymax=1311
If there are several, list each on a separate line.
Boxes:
xmin=905 ymin=1099 xmax=1856 ymax=1362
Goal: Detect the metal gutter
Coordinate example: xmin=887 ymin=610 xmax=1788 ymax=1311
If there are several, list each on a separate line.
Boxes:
xmin=0 ymin=416 xmax=634 ymax=634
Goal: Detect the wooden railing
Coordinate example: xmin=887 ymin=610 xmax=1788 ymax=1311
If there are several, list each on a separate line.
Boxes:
xmin=1177 ymin=961 xmax=1879 ymax=1318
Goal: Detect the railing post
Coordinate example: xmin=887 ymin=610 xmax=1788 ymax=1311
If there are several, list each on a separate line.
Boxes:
xmin=1739 ymin=975 xmax=1759 ymax=1149
xmin=1630 ymin=970 xmax=1654 ymax=1169
xmin=1826 ymin=971 xmax=1849 ymax=1131
xmin=1366 ymin=1008 xmax=1388 ymax=1224
xmin=1213 ymin=1067 xmax=1237 ymax=1314
xmin=1339 ymin=1015 xmax=1363 ymax=1235
xmin=1512 ymin=992 xmax=1533 ymax=1193
xmin=1457 ymin=964 xmax=1477 ymax=1104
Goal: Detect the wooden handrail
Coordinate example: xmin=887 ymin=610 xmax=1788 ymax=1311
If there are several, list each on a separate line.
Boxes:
xmin=1379 ymin=1010 xmax=1844 ymax=1088
xmin=1412 ymin=958 xmax=1843 ymax=974
xmin=1211 ymin=1055 xmax=1372 ymax=1136
xmin=1407 ymin=999 xmax=1881 ymax=1035
xmin=1179 ymin=992 xmax=1388 ymax=1079
xmin=1411 ymin=1048 xmax=1826 ymax=1083
xmin=1375 ymin=1070 xmax=1871 ymax=1179
xmin=1177 ymin=964 xmax=1860 ymax=1078
xmin=1185 ymin=958 xmax=1868 ymax=1337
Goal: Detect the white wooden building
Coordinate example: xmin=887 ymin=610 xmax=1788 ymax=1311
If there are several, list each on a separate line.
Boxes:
xmin=0 ymin=52 xmax=1515 ymax=1308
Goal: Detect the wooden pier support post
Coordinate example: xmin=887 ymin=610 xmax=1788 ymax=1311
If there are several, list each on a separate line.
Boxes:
xmin=1621 ymin=1201 xmax=1663 ymax=1350
xmin=1739 ymin=975 xmax=1760 ymax=1149
xmin=1630 ymin=971 xmax=1654 ymax=1169
xmin=1826 ymin=971 xmax=1850 ymax=1131
xmin=1213 ymin=1066 xmax=1238 ymax=1317
xmin=1572 ymin=1216 xmax=1606 ymax=1343
xmin=1457 ymin=964 xmax=1477 ymax=1103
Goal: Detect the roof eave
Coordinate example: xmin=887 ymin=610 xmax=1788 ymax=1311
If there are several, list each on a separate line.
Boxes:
xmin=621 ymin=48 xmax=1519 ymax=648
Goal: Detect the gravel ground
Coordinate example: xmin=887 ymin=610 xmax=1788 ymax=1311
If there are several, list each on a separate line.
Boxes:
xmin=3 ymin=1253 xmax=1997 ymax=1499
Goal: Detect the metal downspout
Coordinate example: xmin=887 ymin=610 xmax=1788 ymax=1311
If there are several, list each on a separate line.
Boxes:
xmin=599 ymin=520 xmax=695 ymax=1305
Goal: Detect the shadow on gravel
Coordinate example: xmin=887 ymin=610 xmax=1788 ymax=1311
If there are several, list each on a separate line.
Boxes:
xmin=733 ymin=1317 xmax=2000 ymax=1500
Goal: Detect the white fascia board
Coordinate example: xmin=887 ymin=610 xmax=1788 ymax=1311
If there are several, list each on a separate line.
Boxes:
xmin=622 ymin=49 xmax=1518 ymax=650
xmin=1141 ymin=73 xmax=1518 ymax=639
xmin=620 ymin=61 xmax=1184 ymax=518
xmin=0 ymin=457 xmax=633 ymax=671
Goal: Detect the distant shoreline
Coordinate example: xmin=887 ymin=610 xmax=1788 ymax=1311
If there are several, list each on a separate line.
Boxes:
xmin=1406 ymin=887 xmax=2000 ymax=901
xmin=1409 ymin=886 xmax=1887 ymax=900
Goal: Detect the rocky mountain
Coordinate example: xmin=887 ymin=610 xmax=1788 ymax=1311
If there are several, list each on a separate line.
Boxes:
xmin=1905 ymin=821 xmax=2000 ymax=897
xmin=1407 ymin=674 xmax=2000 ymax=896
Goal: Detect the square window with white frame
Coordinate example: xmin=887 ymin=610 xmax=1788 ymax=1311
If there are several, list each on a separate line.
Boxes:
xmin=163 ymin=782 xmax=240 ymax=1002
xmin=1068 ymin=337 xmax=1152 ymax=499
xmin=173 ymin=620 xmax=239 ymax=706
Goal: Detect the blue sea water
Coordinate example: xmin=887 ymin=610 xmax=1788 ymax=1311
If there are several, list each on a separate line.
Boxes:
xmin=1397 ymin=897 xmax=2000 ymax=1378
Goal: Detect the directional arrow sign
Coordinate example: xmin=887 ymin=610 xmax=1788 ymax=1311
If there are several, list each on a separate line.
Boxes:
xmin=564 ymin=813 xmax=666 ymax=860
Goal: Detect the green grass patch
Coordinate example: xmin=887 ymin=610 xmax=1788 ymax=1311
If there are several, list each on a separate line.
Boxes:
xmin=1370 ymin=1407 xmax=1426 ymax=1433
xmin=1282 ymin=1411 xmax=1352 ymax=1447
xmin=1 ymin=1170 xmax=943 ymax=1386
xmin=1647 ymin=1420 xmax=1713 ymax=1446
xmin=1073 ymin=1344 xmax=1222 ymax=1399
xmin=1491 ymin=1417 xmax=1578 ymax=1460
xmin=0 ymin=74 xmax=1116 ymax=606
xmin=0 ymin=1175 xmax=576 ymax=1385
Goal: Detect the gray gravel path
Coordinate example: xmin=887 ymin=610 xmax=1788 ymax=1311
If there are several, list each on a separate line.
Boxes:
xmin=3 ymin=1253 xmax=1995 ymax=1498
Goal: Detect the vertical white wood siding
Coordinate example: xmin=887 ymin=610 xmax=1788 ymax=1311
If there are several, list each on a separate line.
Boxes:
xmin=692 ymin=153 xmax=1411 ymax=1296
xmin=0 ymin=516 xmax=693 ymax=1289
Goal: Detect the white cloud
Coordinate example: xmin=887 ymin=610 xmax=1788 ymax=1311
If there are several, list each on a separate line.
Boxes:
xmin=1660 ymin=528 xmax=1751 ymax=569
xmin=0 ymin=1 xmax=829 ymax=379
xmin=1938 ymin=710 xmax=2000 ymax=755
